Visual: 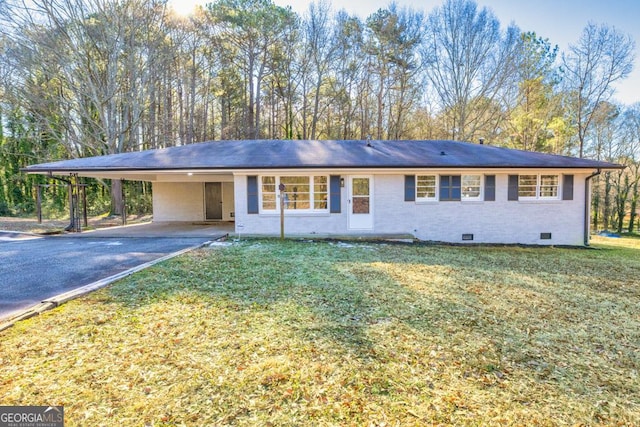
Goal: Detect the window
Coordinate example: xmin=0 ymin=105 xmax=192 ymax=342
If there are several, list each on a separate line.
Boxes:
xmin=518 ymin=174 xmax=559 ymax=199
xmin=314 ymin=176 xmax=328 ymax=209
xmin=462 ymin=175 xmax=482 ymax=200
xmin=260 ymin=175 xmax=329 ymax=213
xmin=281 ymin=176 xmax=310 ymax=210
xmin=440 ymin=175 xmax=481 ymax=201
xmin=414 ymin=174 xmax=488 ymax=202
xmin=416 ymin=175 xmax=437 ymax=200
xmin=261 ymin=176 xmax=277 ymax=210
xmin=518 ymin=175 xmax=538 ymax=198
xmin=540 ymin=175 xmax=559 ymax=198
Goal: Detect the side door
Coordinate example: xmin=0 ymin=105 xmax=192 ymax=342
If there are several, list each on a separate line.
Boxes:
xmin=348 ymin=176 xmax=373 ymax=230
xmin=205 ymin=182 xmax=223 ymax=220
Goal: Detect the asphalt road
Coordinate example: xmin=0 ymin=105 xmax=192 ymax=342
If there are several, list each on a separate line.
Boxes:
xmin=0 ymin=232 xmax=213 ymax=320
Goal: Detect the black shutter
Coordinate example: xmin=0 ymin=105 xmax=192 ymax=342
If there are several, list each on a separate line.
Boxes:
xmin=508 ymin=175 xmax=519 ymax=201
xmin=405 ymin=175 xmax=416 ymax=202
xmin=451 ymin=175 xmax=461 ymax=200
xmin=247 ymin=176 xmax=259 ymax=214
xmin=563 ymin=174 xmax=574 ymax=200
xmin=485 ymin=175 xmax=495 ymax=201
xmin=439 ymin=175 xmax=450 ymax=200
xmin=330 ymin=175 xmax=341 ymax=213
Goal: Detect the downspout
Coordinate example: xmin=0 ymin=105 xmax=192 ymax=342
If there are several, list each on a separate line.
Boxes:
xmin=584 ymin=169 xmax=601 ymax=246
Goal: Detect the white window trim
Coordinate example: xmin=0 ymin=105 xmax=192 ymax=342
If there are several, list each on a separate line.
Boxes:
xmin=416 ymin=174 xmax=439 ymax=202
xmin=259 ymin=175 xmax=330 ymax=214
xmin=539 ymin=174 xmax=560 ymax=200
xmin=461 ymin=174 xmax=483 ymax=202
xmin=259 ymin=176 xmax=278 ymax=213
xmin=518 ymin=174 xmax=560 ymax=201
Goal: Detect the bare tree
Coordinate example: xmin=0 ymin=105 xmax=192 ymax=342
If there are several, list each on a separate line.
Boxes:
xmin=264 ymin=13 xmax=300 ymax=139
xmin=323 ymin=10 xmax=365 ymax=139
xmin=206 ymin=0 xmax=295 ymax=139
xmin=424 ymin=0 xmax=520 ymax=142
xmin=562 ymin=22 xmax=635 ymax=158
xmin=620 ymin=104 xmax=640 ymax=233
xmin=365 ymin=4 xmax=424 ymax=140
xmin=0 ymin=0 xmax=169 ymax=214
xmin=301 ymin=0 xmax=338 ymax=139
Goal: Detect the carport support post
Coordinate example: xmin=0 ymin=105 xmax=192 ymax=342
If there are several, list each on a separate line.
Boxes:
xmin=36 ymin=185 xmax=42 ymax=224
xmin=121 ymin=179 xmax=127 ymax=226
xmin=71 ymin=173 xmax=81 ymax=232
xmin=82 ymin=185 xmax=88 ymax=228
xmin=67 ymin=182 xmax=76 ymax=231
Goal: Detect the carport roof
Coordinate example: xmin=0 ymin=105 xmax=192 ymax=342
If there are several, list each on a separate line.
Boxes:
xmin=23 ymin=139 xmax=623 ymax=174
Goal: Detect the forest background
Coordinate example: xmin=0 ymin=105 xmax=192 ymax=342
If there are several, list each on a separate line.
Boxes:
xmin=0 ymin=0 xmax=638 ymax=233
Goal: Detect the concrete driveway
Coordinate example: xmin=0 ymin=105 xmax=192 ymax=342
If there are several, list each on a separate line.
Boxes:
xmin=0 ymin=222 xmax=232 ymax=322
xmin=70 ymin=221 xmax=235 ymax=238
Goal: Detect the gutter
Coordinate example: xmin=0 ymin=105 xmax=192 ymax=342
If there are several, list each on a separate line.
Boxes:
xmin=584 ymin=169 xmax=602 ymax=246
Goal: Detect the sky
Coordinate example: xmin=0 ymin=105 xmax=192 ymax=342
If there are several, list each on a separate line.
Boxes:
xmin=169 ymin=0 xmax=640 ymax=106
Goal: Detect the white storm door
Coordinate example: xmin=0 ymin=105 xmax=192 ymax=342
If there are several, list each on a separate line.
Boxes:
xmin=348 ymin=176 xmax=373 ymax=230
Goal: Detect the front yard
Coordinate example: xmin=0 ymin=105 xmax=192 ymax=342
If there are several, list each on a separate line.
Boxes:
xmin=1 ymin=237 xmax=639 ymax=426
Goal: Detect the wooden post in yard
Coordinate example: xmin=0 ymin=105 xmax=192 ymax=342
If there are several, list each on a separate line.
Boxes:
xmin=279 ymin=183 xmax=286 ymax=240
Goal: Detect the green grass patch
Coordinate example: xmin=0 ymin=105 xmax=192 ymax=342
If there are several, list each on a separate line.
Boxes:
xmin=1 ymin=237 xmax=639 ymax=425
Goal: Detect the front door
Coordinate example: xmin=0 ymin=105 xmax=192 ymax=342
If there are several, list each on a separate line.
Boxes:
xmin=205 ymin=182 xmax=223 ymax=220
xmin=348 ymin=176 xmax=373 ymax=229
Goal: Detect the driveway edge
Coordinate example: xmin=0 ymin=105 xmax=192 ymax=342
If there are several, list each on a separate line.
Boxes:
xmin=0 ymin=240 xmax=213 ymax=332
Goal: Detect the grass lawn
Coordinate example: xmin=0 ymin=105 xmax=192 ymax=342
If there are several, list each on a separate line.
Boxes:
xmin=1 ymin=236 xmax=639 ymax=426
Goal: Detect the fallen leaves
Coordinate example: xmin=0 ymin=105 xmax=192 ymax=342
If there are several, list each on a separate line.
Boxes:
xmin=0 ymin=237 xmax=638 ymax=425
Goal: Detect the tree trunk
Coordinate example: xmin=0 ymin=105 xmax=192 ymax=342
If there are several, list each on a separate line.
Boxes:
xmin=302 ymin=79 xmax=308 ymax=139
xmin=189 ymin=47 xmax=197 ymax=145
xmin=603 ymin=172 xmax=612 ymax=231
xmin=110 ymin=179 xmax=124 ymax=216
xmin=616 ymin=173 xmax=629 ymax=234
xmin=629 ymin=178 xmax=638 ymax=233
xmin=592 ymin=176 xmax=600 ymax=231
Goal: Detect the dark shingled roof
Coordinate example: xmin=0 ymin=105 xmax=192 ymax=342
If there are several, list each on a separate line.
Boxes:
xmin=24 ymin=139 xmax=623 ymax=173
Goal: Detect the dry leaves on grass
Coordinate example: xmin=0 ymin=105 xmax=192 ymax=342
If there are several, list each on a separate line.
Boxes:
xmin=0 ymin=237 xmax=638 ymax=426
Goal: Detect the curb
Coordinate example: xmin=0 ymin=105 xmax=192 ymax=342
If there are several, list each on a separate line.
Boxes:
xmin=0 ymin=240 xmax=213 ymax=333
xmin=0 ymin=230 xmax=44 ymax=241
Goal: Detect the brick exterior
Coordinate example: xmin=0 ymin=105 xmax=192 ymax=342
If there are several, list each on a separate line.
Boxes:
xmin=232 ymin=171 xmax=590 ymax=245
xmin=153 ymin=181 xmax=235 ymax=222
xmin=153 ymin=182 xmax=205 ymax=221
xmin=151 ymin=171 xmax=589 ymax=245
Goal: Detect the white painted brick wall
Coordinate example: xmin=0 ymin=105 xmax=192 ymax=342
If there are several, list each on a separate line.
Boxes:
xmin=234 ymin=173 xmax=589 ymax=245
xmin=234 ymin=176 xmax=348 ymax=235
xmin=153 ymin=182 xmax=204 ymax=221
